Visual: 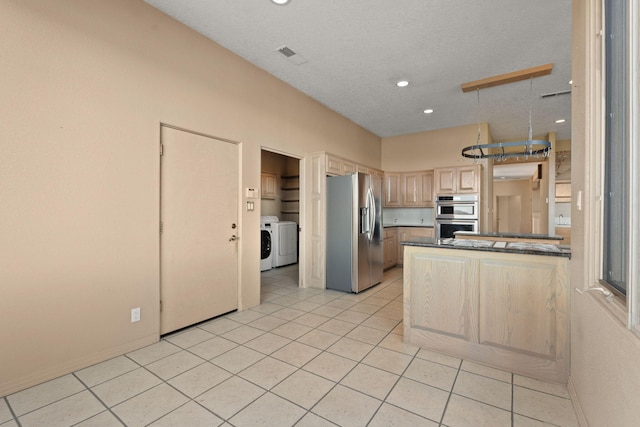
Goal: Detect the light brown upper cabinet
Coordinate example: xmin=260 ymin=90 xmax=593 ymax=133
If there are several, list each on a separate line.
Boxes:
xmin=434 ymin=164 xmax=481 ymax=195
xmin=326 ymin=154 xmax=356 ymax=176
xmin=403 ymin=170 xmax=435 ymax=207
xmin=261 ymin=172 xmax=277 ymax=199
xmin=555 ymin=181 xmax=571 ymax=202
xmin=383 ymin=172 xmax=402 ymax=207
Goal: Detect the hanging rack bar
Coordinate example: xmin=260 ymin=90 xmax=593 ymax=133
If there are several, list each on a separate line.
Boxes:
xmin=461 ymin=63 xmax=553 ymax=93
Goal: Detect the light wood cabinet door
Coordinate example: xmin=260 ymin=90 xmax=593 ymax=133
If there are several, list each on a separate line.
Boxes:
xmin=384 ymin=173 xmax=402 ymax=207
xmin=383 ymin=229 xmax=398 ymax=270
xmin=326 ymin=155 xmax=342 ymax=176
xmin=397 ymin=227 xmax=434 ymax=265
xmin=402 ymin=172 xmax=421 ymax=206
xmin=341 ymin=160 xmax=356 ymax=175
xmin=457 ymin=165 xmax=480 ymax=193
xmin=261 ymin=173 xmax=277 ymax=199
xmin=435 ymin=167 xmax=456 ymax=194
xmin=419 ymin=170 xmax=435 ymax=206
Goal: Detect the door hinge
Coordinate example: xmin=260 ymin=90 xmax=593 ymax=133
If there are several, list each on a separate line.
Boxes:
xmin=160 ymin=143 xmax=164 ymax=156
xmin=160 ymin=221 xmax=163 ymax=234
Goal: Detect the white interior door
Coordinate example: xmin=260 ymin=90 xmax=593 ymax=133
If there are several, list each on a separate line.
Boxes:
xmin=160 ymin=126 xmax=238 ymax=335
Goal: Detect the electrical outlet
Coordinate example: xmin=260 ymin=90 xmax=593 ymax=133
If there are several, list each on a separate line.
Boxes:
xmin=131 ymin=307 xmax=141 ymax=323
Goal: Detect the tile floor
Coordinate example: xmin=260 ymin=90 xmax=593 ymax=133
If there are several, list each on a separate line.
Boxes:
xmin=1 ymin=266 xmax=579 ymax=427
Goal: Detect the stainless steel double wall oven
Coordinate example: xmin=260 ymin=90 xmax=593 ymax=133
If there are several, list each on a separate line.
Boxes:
xmin=435 ymin=194 xmax=479 ymax=239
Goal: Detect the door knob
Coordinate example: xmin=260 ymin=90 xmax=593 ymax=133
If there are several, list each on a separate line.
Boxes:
xmin=229 ymin=235 xmax=237 ymax=241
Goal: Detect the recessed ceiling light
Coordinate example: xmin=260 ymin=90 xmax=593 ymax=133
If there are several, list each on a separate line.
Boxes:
xmin=396 ymin=80 xmax=409 ymax=87
xmin=271 ymin=0 xmax=290 ymax=5
xmin=423 ymin=109 xmax=434 ymax=114
xmin=555 ymin=119 xmax=566 ymax=124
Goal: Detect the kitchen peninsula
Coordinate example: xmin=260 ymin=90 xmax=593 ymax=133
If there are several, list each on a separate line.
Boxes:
xmin=402 ymin=237 xmax=570 ymax=383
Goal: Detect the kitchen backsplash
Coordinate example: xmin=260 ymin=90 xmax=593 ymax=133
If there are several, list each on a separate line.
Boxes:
xmin=383 ymin=207 xmax=435 ymax=226
xmin=555 ymin=202 xmax=571 ymax=226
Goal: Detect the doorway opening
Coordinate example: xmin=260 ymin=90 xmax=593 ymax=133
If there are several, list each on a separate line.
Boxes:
xmin=260 ymin=149 xmax=302 ymax=292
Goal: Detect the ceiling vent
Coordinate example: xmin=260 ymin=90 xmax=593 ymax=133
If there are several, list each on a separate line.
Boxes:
xmin=540 ymin=89 xmax=572 ymax=99
xmin=275 ymin=45 xmax=308 ymax=65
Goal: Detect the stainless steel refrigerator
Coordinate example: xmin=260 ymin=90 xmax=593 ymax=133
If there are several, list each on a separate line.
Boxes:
xmin=326 ymin=172 xmax=383 ymax=293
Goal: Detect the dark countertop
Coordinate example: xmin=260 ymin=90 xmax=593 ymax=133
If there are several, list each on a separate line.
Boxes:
xmin=402 ymin=237 xmax=571 ymax=258
xmin=383 ymin=224 xmax=434 ymax=228
xmin=455 ymin=231 xmax=564 ymax=240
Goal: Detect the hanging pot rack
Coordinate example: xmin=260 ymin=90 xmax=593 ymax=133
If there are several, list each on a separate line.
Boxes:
xmin=460 ymin=64 xmax=553 ymax=161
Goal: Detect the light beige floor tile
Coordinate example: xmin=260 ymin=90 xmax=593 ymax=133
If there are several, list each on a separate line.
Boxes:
xmin=362 ymin=347 xmax=413 ymax=375
xmin=271 ymin=370 xmax=335 ymax=409
xmin=290 ymin=301 xmax=323 ymax=312
xmin=443 ymin=394 xmax=511 ymax=427
xmin=238 ymin=357 xmax=297 ymax=390
xmin=513 ymin=413 xmax=558 ymax=426
xmin=167 ymin=363 xmax=232 ymax=398
xmin=112 ymin=383 xmax=188 ymax=427
xmin=271 ymin=342 xmax=322 ymax=367
xmin=296 ymin=329 xmax=341 ymax=350
xmin=0 ymin=399 xmax=12 ymax=424
xmin=270 ymin=322 xmax=313 ymax=340
xmin=391 ymin=323 xmax=404 ymax=335
xmin=317 ymin=318 xmax=357 ymax=335
xmin=91 ymin=367 xmax=162 ymax=407
xmin=453 ymin=370 xmax=512 ymax=410
xmin=196 ymin=376 xmax=264 ymax=420
xmin=188 ymin=336 xmax=238 ymax=360
xmin=8 ymin=374 xmax=85 ymax=416
xmin=403 ymin=357 xmax=458 ymax=391
xmin=377 ymin=333 xmax=419 ymax=356
xmin=326 ymin=337 xmax=375 ymax=361
xmin=244 ymin=332 xmax=292 ymax=354
xmin=415 ymin=348 xmax=461 ymax=369
xmin=346 ymin=325 xmax=388 ymax=345
xmin=361 ymin=315 xmax=401 ymax=332
xmin=126 ymin=341 xmax=182 ymax=366
xmin=249 ymin=302 xmax=284 ymax=314
xmin=340 ymin=364 xmax=399 ymax=400
xmin=333 ymin=310 xmax=370 ymax=324
xmin=294 ymin=412 xmax=337 ymax=427
xmin=350 ymin=303 xmax=383 ymax=315
xmin=514 ymin=386 xmax=579 ymax=427
xmin=270 ymin=296 xmax=301 ymax=306
xmin=198 ymin=318 xmax=243 ymax=335
xmin=0 ymin=420 xmax=18 ymax=427
xmin=145 ymin=350 xmax=205 ymax=380
xmin=74 ymin=356 xmax=139 ymax=387
xmin=73 ymin=410 xmax=123 ymax=427
xmin=361 ymin=296 xmax=392 ymax=307
xmin=372 ymin=307 xmax=403 ymax=321
xmin=225 ymin=310 xmax=265 ymax=324
xmin=325 ymin=298 xmax=357 ymax=309
xmin=369 ymin=403 xmax=439 ymax=427
xmin=270 ymin=307 xmax=307 ymax=321
xmin=311 ymin=305 xmax=346 ymax=317
xmin=229 ymin=392 xmax=306 ymax=427
xmin=149 ymin=401 xmax=223 ymax=427
xmin=460 ymin=360 xmax=512 ymax=383
xmin=306 ymin=294 xmax=341 ymax=305
xmin=292 ymin=312 xmax=331 ymax=328
xmin=513 ymin=375 xmax=570 ymax=398
xmin=18 ymin=390 xmax=104 ymax=427
xmin=221 ymin=325 xmax=265 ymax=344
xmin=312 ymin=384 xmax=381 ymax=427
xmin=165 ymin=328 xmax=215 ymax=349
xmin=303 ymin=352 xmax=357 ymax=382
xmin=386 ymin=378 xmax=449 ymax=422
xmin=210 ymin=346 xmax=265 ymax=374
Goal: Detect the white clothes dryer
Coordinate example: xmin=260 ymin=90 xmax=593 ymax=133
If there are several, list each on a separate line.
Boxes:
xmin=271 ymin=221 xmax=298 ymax=267
xmin=260 ymin=216 xmax=278 ymax=271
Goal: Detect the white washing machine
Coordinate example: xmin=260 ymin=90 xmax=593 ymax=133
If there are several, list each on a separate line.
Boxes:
xmin=272 ymin=221 xmax=298 ymax=267
xmin=260 ymin=216 xmax=278 ymax=271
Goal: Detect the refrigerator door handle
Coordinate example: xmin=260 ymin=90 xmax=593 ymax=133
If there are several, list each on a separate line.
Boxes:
xmin=367 ymin=186 xmax=376 ymax=241
xmin=360 ymin=207 xmax=369 ymax=234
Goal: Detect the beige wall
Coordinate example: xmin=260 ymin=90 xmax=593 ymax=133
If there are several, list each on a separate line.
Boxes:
xmin=569 ymin=0 xmax=640 ymax=425
xmin=493 ymin=180 xmax=533 ymax=233
xmin=0 ymin=0 xmax=380 ymax=396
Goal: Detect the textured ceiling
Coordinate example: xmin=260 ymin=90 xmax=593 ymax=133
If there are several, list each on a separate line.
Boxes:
xmin=145 ymin=0 xmax=572 ymax=141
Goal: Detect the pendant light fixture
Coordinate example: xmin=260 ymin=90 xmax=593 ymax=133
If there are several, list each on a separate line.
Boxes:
xmin=460 ymin=65 xmax=552 ymax=161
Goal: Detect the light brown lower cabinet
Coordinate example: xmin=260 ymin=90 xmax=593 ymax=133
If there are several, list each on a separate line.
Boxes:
xmin=383 ymin=228 xmax=398 ymax=270
xmin=396 ymin=227 xmax=434 ymax=265
xmin=403 ymin=245 xmax=569 ymax=383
